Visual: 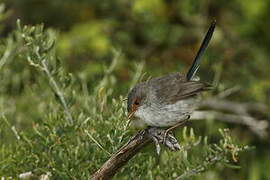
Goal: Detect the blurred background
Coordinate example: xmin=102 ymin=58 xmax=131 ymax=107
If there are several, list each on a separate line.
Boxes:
xmin=0 ymin=0 xmax=270 ymax=179
xmin=3 ymin=0 xmax=270 ymax=100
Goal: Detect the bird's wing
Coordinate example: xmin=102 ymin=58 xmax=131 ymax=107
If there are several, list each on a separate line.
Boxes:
xmin=148 ymin=72 xmax=210 ymax=104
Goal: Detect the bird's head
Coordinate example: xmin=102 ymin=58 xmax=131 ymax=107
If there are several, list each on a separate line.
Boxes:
xmin=127 ymin=83 xmax=147 ymax=119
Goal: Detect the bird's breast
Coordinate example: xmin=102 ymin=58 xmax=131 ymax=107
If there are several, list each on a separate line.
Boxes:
xmin=133 ymin=98 xmax=197 ymax=127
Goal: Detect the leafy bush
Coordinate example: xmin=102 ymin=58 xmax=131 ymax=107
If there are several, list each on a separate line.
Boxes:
xmin=0 ymin=20 xmax=250 ymax=180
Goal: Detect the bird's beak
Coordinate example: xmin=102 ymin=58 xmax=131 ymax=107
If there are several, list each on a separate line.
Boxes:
xmin=128 ymin=103 xmax=138 ymax=119
xmin=128 ymin=110 xmax=136 ymax=119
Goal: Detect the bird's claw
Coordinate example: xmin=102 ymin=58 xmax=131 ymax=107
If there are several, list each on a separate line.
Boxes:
xmin=162 ymin=129 xmax=172 ymax=145
xmin=146 ymin=127 xmax=181 ymax=154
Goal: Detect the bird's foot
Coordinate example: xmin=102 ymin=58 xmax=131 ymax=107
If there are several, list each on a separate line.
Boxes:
xmin=162 ymin=117 xmax=190 ymax=145
xmin=146 ymin=127 xmax=180 ymax=155
xmin=162 ymin=129 xmax=171 ymax=145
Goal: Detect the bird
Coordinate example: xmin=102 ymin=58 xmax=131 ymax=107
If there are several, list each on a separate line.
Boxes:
xmin=127 ymin=21 xmax=216 ymax=135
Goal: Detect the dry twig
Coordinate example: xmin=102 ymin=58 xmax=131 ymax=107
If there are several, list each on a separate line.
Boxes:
xmin=92 ymin=130 xmax=150 ymax=180
xmin=92 ymin=128 xmax=181 ymax=179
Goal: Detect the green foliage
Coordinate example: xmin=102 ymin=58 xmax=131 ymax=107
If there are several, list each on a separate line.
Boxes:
xmin=0 ymin=20 xmax=250 ymax=180
xmin=58 ymin=21 xmax=111 ymax=59
xmin=0 ymin=1 xmax=270 ymax=179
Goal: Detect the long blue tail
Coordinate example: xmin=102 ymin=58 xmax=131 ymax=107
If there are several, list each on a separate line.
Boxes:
xmin=186 ymin=20 xmax=216 ymax=81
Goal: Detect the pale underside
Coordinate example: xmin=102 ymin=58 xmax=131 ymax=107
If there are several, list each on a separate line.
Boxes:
xmin=130 ymin=98 xmax=198 ymax=128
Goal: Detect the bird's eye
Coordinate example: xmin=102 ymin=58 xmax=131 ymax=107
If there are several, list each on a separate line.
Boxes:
xmin=134 ymin=100 xmax=139 ymax=105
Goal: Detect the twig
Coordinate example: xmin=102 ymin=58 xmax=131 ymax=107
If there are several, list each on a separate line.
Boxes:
xmin=191 ymin=111 xmax=268 ymax=138
xmin=174 ymin=156 xmax=221 ymax=180
xmin=41 ymin=60 xmax=74 ymax=125
xmin=91 ymin=130 xmax=151 ymax=180
xmin=196 ymin=98 xmax=269 ymax=138
xmin=217 ymin=86 xmax=241 ymax=98
xmin=85 ymin=130 xmax=111 ymax=156
xmin=2 ymin=115 xmax=21 ymax=140
xmin=0 ymin=37 xmax=19 ymax=70
xmin=199 ymin=98 xmax=267 ymax=115
xmin=92 ymin=128 xmax=180 ymax=179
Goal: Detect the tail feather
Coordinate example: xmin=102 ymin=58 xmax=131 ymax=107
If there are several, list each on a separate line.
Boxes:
xmin=186 ymin=20 xmax=216 ymax=81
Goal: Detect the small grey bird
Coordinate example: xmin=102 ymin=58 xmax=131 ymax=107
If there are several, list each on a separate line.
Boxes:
xmin=127 ymin=21 xmax=216 ymax=132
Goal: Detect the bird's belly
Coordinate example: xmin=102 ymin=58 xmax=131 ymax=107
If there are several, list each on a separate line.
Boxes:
xmin=145 ymin=112 xmax=189 ymax=127
xmin=134 ymin=99 xmax=196 ymax=127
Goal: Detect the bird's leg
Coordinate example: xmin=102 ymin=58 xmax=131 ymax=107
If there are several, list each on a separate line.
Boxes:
xmin=147 ymin=126 xmax=180 ymax=153
xmin=162 ymin=116 xmax=190 ymax=144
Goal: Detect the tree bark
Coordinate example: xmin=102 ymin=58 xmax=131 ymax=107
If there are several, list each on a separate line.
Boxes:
xmin=92 ymin=131 xmax=151 ymax=180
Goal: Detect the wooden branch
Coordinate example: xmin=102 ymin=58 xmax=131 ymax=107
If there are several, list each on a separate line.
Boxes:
xmin=92 ymin=128 xmax=181 ymax=179
xmin=199 ymin=98 xmax=268 ymax=115
xmin=197 ymin=98 xmax=269 ymax=138
xmin=92 ymin=131 xmax=151 ymax=180
xmin=191 ymin=111 xmax=268 ymax=138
